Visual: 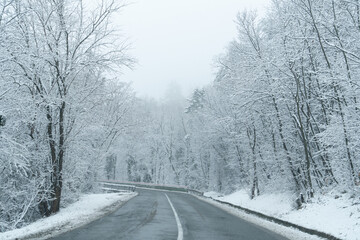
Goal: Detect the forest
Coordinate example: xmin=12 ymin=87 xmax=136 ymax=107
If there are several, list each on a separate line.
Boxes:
xmin=1 ymin=0 xmax=360 ymax=232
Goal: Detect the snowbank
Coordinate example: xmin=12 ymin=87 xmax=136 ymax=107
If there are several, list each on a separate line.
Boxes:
xmin=203 ymin=191 xmax=224 ymax=198
xmin=206 ymin=190 xmax=360 ymax=240
xmin=199 ymin=196 xmax=322 ymax=240
xmin=0 ymin=192 xmax=137 ymax=240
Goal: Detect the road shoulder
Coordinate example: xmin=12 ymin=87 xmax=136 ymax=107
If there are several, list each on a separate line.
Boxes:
xmin=196 ymin=196 xmax=324 ymax=240
xmin=0 ymin=192 xmax=138 ymax=240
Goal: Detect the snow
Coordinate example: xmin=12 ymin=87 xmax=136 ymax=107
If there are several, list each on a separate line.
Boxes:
xmin=199 ymin=196 xmax=322 ymax=240
xmin=217 ymin=190 xmax=294 ymax=218
xmin=205 ymin=190 xmax=360 ymax=240
xmin=203 ymin=191 xmax=224 ymax=198
xmin=0 ymin=192 xmax=137 ymax=240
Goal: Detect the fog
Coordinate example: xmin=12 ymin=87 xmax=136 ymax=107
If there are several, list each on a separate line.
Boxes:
xmin=116 ymin=0 xmax=269 ymax=99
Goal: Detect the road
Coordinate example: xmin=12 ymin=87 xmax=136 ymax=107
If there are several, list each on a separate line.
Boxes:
xmin=51 ymin=188 xmax=288 ymax=240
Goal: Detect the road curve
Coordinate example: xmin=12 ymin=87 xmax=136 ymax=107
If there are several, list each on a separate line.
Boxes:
xmin=51 ymin=189 xmax=288 ymax=240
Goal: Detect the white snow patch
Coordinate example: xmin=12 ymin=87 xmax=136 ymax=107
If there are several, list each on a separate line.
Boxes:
xmin=219 ymin=190 xmax=294 ymax=218
xmin=206 ymin=190 xmax=360 ymax=240
xmin=203 ymin=191 xmax=224 ymax=198
xmin=0 ymin=192 xmax=137 ymax=240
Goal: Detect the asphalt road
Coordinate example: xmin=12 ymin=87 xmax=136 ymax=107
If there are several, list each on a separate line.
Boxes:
xmin=51 ymin=189 xmax=288 ymax=240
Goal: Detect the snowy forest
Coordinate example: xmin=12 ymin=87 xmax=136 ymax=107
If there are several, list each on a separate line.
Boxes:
xmin=1 ymin=0 xmax=360 ymax=233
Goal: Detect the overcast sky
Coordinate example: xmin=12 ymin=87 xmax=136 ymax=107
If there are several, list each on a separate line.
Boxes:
xmin=116 ymin=0 xmax=270 ymax=99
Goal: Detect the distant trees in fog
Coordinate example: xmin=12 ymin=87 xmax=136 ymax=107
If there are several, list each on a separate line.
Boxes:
xmin=118 ymin=0 xmax=360 ymax=204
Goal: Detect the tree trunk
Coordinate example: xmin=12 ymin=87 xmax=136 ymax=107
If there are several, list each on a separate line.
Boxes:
xmin=247 ymin=126 xmax=260 ymax=199
xmin=51 ymin=101 xmax=66 ymax=213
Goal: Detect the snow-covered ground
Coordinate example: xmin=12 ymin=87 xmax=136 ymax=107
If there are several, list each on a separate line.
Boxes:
xmin=204 ymin=190 xmax=360 ymax=240
xmin=0 ymin=192 xmax=137 ymax=240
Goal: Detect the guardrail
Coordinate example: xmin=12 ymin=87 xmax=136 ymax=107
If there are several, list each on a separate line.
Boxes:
xmin=99 ymin=182 xmax=136 ymax=192
xmin=99 ymin=180 xmax=203 ymax=195
xmin=187 ymin=189 xmax=203 ymax=196
xmin=101 ymin=187 xmax=133 ymax=193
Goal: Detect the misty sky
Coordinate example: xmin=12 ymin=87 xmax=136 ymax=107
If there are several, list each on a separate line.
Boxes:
xmin=117 ymin=0 xmax=270 ymax=99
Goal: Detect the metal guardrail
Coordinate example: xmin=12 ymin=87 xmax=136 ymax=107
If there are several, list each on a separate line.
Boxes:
xmin=101 ymin=187 xmax=133 ymax=193
xmin=99 ymin=182 xmax=136 ymax=192
xmin=187 ymin=189 xmax=203 ymax=196
xmin=99 ymin=180 xmax=203 ymax=196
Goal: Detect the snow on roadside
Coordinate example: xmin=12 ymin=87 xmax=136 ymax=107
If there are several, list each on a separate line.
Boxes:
xmin=205 ymin=190 xmax=360 ymax=240
xmin=210 ymin=190 xmax=294 ymax=217
xmin=0 ymin=192 xmax=137 ymax=240
xmin=199 ymin=196 xmax=322 ymax=240
xmin=203 ymin=191 xmax=224 ymax=199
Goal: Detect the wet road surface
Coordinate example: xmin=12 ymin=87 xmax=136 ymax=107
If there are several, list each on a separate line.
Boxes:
xmin=51 ymin=188 xmax=288 ymax=240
